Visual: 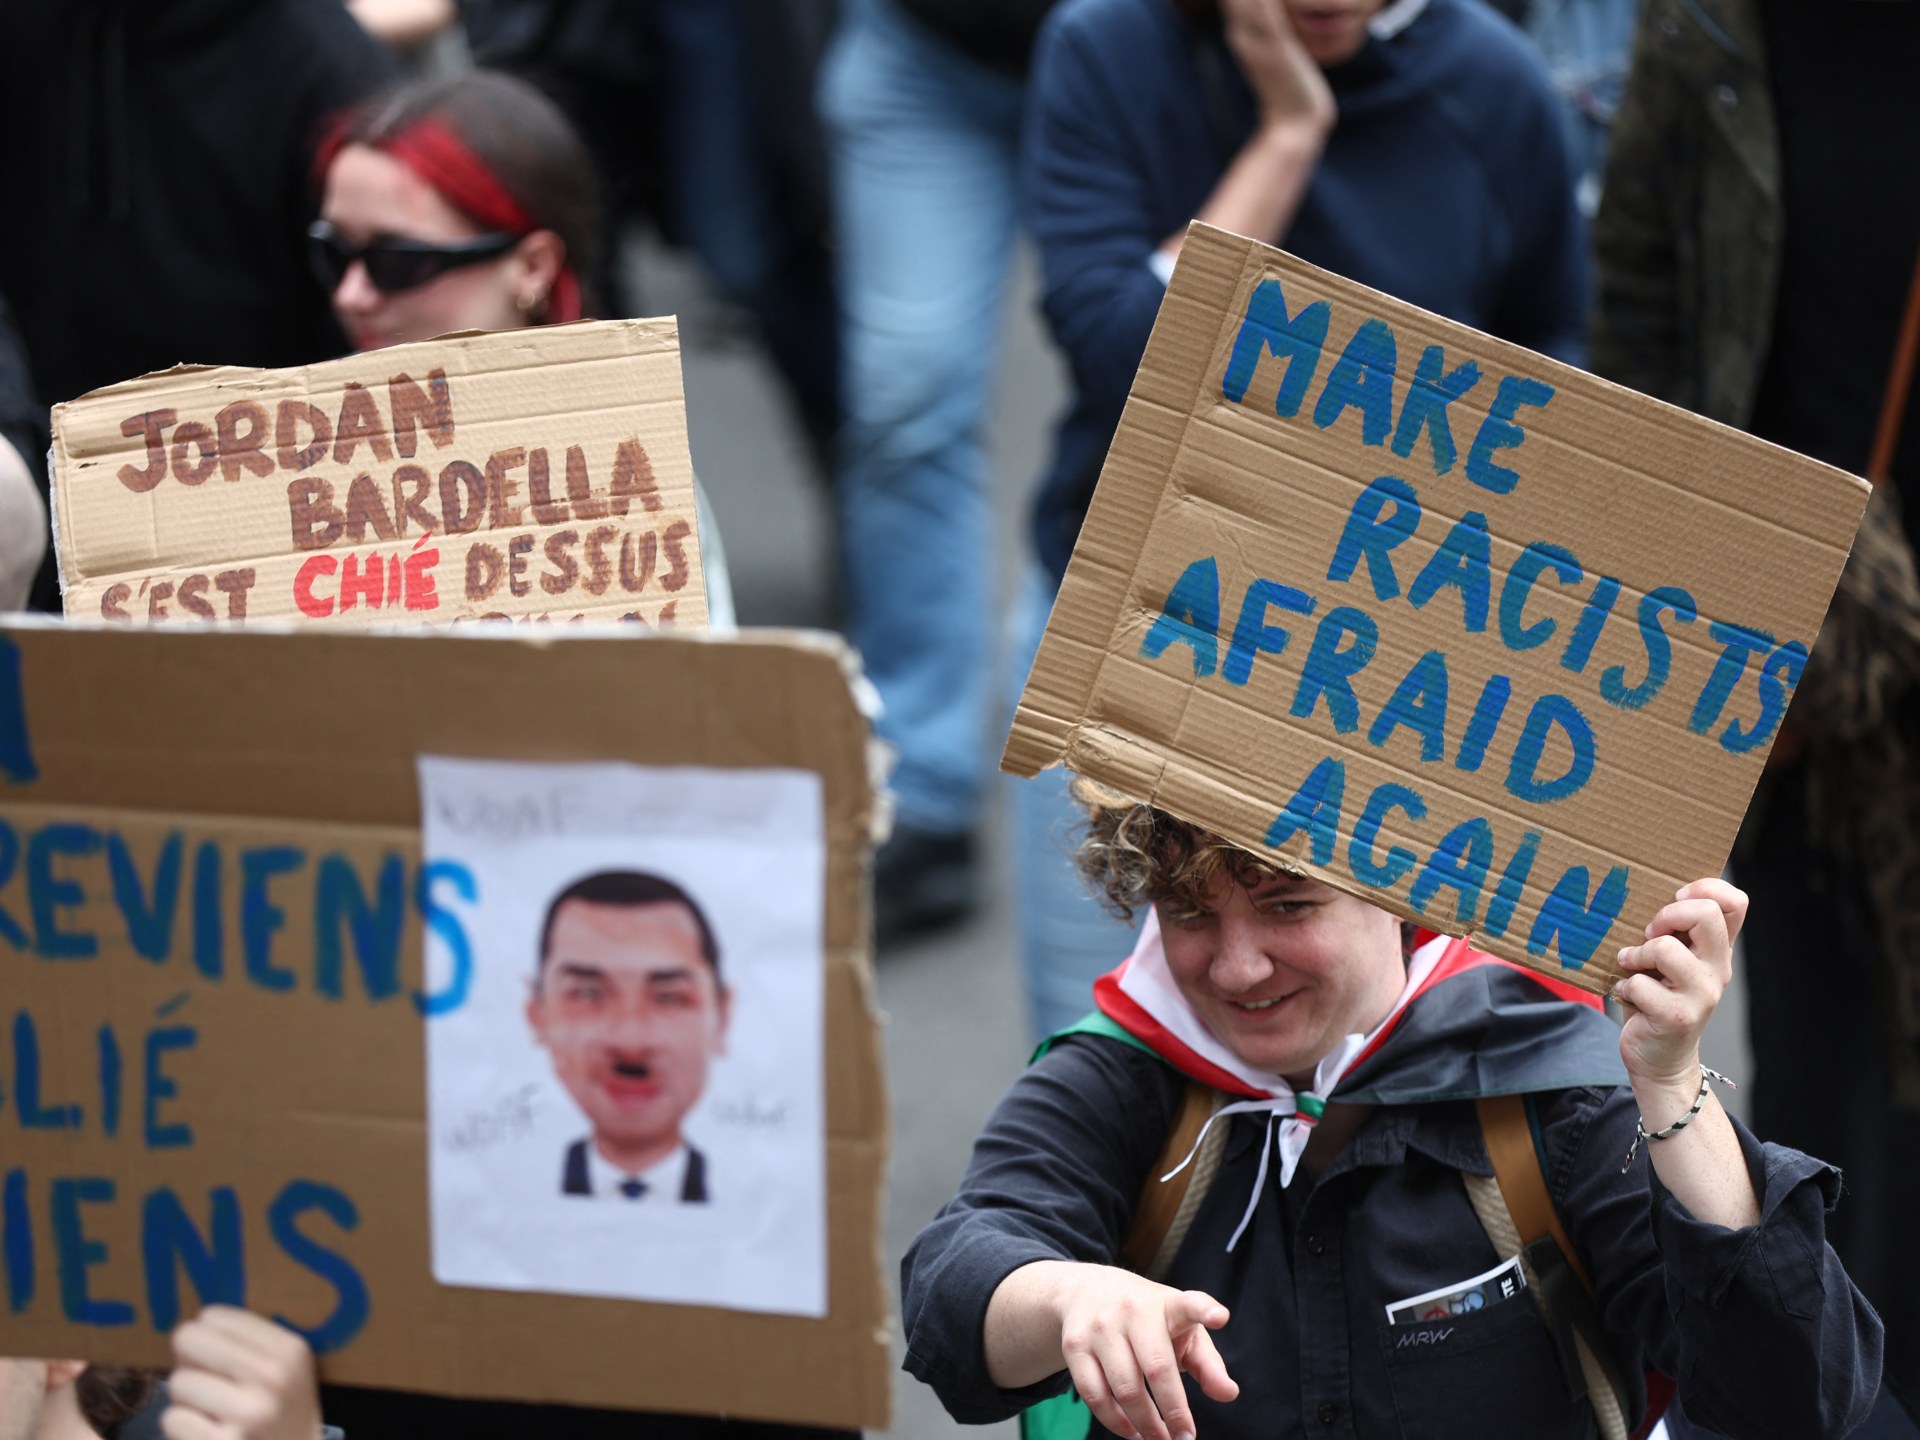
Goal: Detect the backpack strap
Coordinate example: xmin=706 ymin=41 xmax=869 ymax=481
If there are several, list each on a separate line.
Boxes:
xmin=1034 ymin=1015 xmax=1233 ymax=1279
xmin=1477 ymin=1093 xmax=1591 ymax=1290
xmin=1123 ymin=1080 xmax=1229 ymax=1279
xmin=1468 ymin=1095 xmax=1631 ymax=1440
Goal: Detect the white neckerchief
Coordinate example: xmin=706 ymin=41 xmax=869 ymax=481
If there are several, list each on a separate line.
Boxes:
xmin=1117 ymin=911 xmax=1448 ymax=1248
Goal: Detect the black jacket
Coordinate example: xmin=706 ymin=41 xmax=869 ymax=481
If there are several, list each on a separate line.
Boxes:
xmin=0 ymin=0 xmax=393 ymax=411
xmin=903 ymin=984 xmax=1882 ymax=1438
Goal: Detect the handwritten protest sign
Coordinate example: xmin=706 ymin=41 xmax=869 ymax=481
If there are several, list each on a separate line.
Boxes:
xmin=1004 ymin=224 xmax=1869 ymax=995
xmin=0 ymin=621 xmax=887 ymax=1428
xmin=49 ymin=320 xmax=706 ymax=629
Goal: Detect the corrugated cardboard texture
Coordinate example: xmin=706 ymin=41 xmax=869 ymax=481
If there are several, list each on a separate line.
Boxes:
xmin=0 ymin=622 xmax=886 ymax=1428
xmin=1005 ymin=225 xmax=1869 ymax=995
xmin=50 ymin=320 xmax=707 ymax=630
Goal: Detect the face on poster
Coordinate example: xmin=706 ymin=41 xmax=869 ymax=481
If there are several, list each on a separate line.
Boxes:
xmin=418 ymin=757 xmax=827 ymax=1317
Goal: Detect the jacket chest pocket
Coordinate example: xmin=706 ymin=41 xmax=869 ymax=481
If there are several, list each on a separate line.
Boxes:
xmin=1377 ymin=1294 xmax=1589 ymax=1440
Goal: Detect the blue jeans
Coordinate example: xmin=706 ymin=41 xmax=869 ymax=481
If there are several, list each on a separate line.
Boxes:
xmin=1007 ymin=572 xmax=1144 ymax=1042
xmin=820 ymin=0 xmax=1023 ymax=834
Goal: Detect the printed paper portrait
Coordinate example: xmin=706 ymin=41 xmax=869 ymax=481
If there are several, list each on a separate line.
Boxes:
xmin=417 ymin=757 xmax=827 ymax=1316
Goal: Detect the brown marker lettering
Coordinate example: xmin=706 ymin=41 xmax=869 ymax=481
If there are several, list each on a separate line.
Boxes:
xmin=215 ymin=401 xmax=274 ymax=484
xmin=391 ymin=464 xmax=435 ymax=534
xmin=168 ymin=422 xmax=218 ymax=485
xmin=343 ymin=473 xmax=400 ymax=543
xmin=527 ymin=448 xmax=568 ymax=525
xmin=333 ymin=384 xmax=395 ymax=467
xmin=276 ymin=401 xmax=331 ymax=471
xmin=583 ymin=524 xmax=617 ymax=594
xmin=565 ymin=445 xmax=609 ymax=520
xmin=177 ymin=573 xmax=216 ymax=619
xmin=288 ymin=478 xmax=345 ymax=551
xmin=215 ymin=567 xmax=257 ymax=619
xmin=486 ymin=447 xmax=527 ymax=529
xmin=619 ymin=531 xmax=655 ymax=593
xmin=117 ymin=409 xmax=176 ymax=492
xmin=439 ymin=460 xmax=486 ymax=534
xmin=508 ymin=534 xmax=534 ymax=597
xmin=609 ymin=437 xmax=663 ymax=515
xmin=466 ymin=542 xmax=504 ymax=600
xmin=388 ymin=368 xmax=454 ymax=456
xmin=542 ymin=529 xmax=579 ymax=594
xmin=660 ymin=518 xmax=692 ymax=592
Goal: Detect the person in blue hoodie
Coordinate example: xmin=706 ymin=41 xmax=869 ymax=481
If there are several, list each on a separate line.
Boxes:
xmin=1009 ymin=0 xmax=1591 ymax=1044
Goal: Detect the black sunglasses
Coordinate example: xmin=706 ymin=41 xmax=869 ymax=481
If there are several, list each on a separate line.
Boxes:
xmin=307 ymin=219 xmax=523 ymax=296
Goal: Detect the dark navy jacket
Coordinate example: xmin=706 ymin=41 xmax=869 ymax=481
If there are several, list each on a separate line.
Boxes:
xmin=901 ymin=966 xmax=1882 ymax=1438
xmin=1022 ymin=0 xmax=1590 ymax=582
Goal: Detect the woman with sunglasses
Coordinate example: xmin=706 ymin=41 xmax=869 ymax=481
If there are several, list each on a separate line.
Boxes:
xmin=311 ymin=70 xmax=598 ymax=350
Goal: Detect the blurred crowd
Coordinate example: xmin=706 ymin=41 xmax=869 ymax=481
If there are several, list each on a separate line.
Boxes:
xmin=0 ymin=0 xmax=1915 ymax=1434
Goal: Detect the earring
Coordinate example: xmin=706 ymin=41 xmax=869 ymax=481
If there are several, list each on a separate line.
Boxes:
xmin=517 ymin=290 xmax=545 ymax=317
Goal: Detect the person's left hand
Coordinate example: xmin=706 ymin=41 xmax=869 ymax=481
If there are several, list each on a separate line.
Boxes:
xmin=1613 ymin=878 xmax=1746 ymax=1089
xmin=160 ymin=1306 xmax=323 ymax=1440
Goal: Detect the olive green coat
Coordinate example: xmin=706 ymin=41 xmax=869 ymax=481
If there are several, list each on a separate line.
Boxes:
xmin=1593 ymin=0 xmax=1920 ymax=1100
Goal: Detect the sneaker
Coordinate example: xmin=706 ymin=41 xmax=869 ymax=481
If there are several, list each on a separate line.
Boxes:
xmin=873 ymin=826 xmax=977 ymax=944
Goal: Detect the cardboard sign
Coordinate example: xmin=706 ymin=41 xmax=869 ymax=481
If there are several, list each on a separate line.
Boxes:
xmin=1004 ymin=225 xmax=1869 ymax=995
xmin=0 ymin=621 xmax=887 ymax=1428
xmin=49 ymin=320 xmax=706 ymax=630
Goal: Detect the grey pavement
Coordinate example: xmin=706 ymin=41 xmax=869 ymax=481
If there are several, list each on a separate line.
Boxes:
xmin=636 ymin=234 xmax=1750 ymax=1440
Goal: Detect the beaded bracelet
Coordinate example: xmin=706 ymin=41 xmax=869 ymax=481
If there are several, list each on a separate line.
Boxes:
xmin=1621 ymin=1066 xmax=1737 ymax=1172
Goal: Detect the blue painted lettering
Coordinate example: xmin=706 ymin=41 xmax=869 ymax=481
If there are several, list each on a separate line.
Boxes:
xmin=315 ymin=855 xmax=405 ymax=1003
xmin=1497 ymin=542 xmax=1582 ymax=651
xmin=1139 ymin=557 xmax=1222 ymax=678
xmin=1408 ymin=818 xmax=1494 ymax=926
xmin=1527 ymin=865 xmax=1630 ymax=969
xmin=108 ymin=832 xmax=184 ymax=963
xmin=1326 ymin=476 xmax=1421 ymax=600
xmin=52 ymin=1178 xmax=134 ymax=1327
xmin=1390 ymin=346 xmax=1481 ymax=475
xmin=1407 ymin=511 xmax=1491 ymax=632
xmin=1224 ymin=579 xmax=1316 ymax=686
xmin=143 ymin=1027 xmax=197 ymax=1149
xmin=142 ymin=1186 xmax=245 ymax=1332
xmin=1600 ymin=586 xmax=1697 ymax=711
xmin=1312 ymin=319 xmax=1397 ymax=445
xmin=28 ymin=823 xmax=103 ymax=960
xmin=1505 ymin=694 xmax=1596 ymax=804
xmin=1368 ymin=650 xmax=1450 ymax=762
xmin=1290 ymin=605 xmax=1379 ymax=732
xmin=1264 ymin=757 xmax=1345 ymax=867
xmin=268 ymin=1181 xmax=369 ymax=1355
xmin=1454 ymin=675 xmax=1512 ymax=774
xmin=1689 ymin=621 xmax=1774 ymax=736
xmin=414 ymin=862 xmax=477 ymax=1017
xmin=240 ymin=848 xmax=306 ymax=992
xmin=1222 ymin=278 xmax=1330 ymax=417
xmin=1349 ymin=783 xmax=1427 ymax=888
xmin=1559 ymin=576 xmax=1621 ymax=675
xmin=1464 ymin=376 xmax=1555 ymax=495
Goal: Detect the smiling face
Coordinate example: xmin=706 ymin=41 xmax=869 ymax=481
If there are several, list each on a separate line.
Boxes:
xmin=527 ymin=898 xmax=730 ymax=1172
xmin=1157 ymin=873 xmax=1408 ymax=1082
xmin=1283 ymin=0 xmax=1389 ymax=65
xmin=319 ymin=143 xmax=554 ymax=349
